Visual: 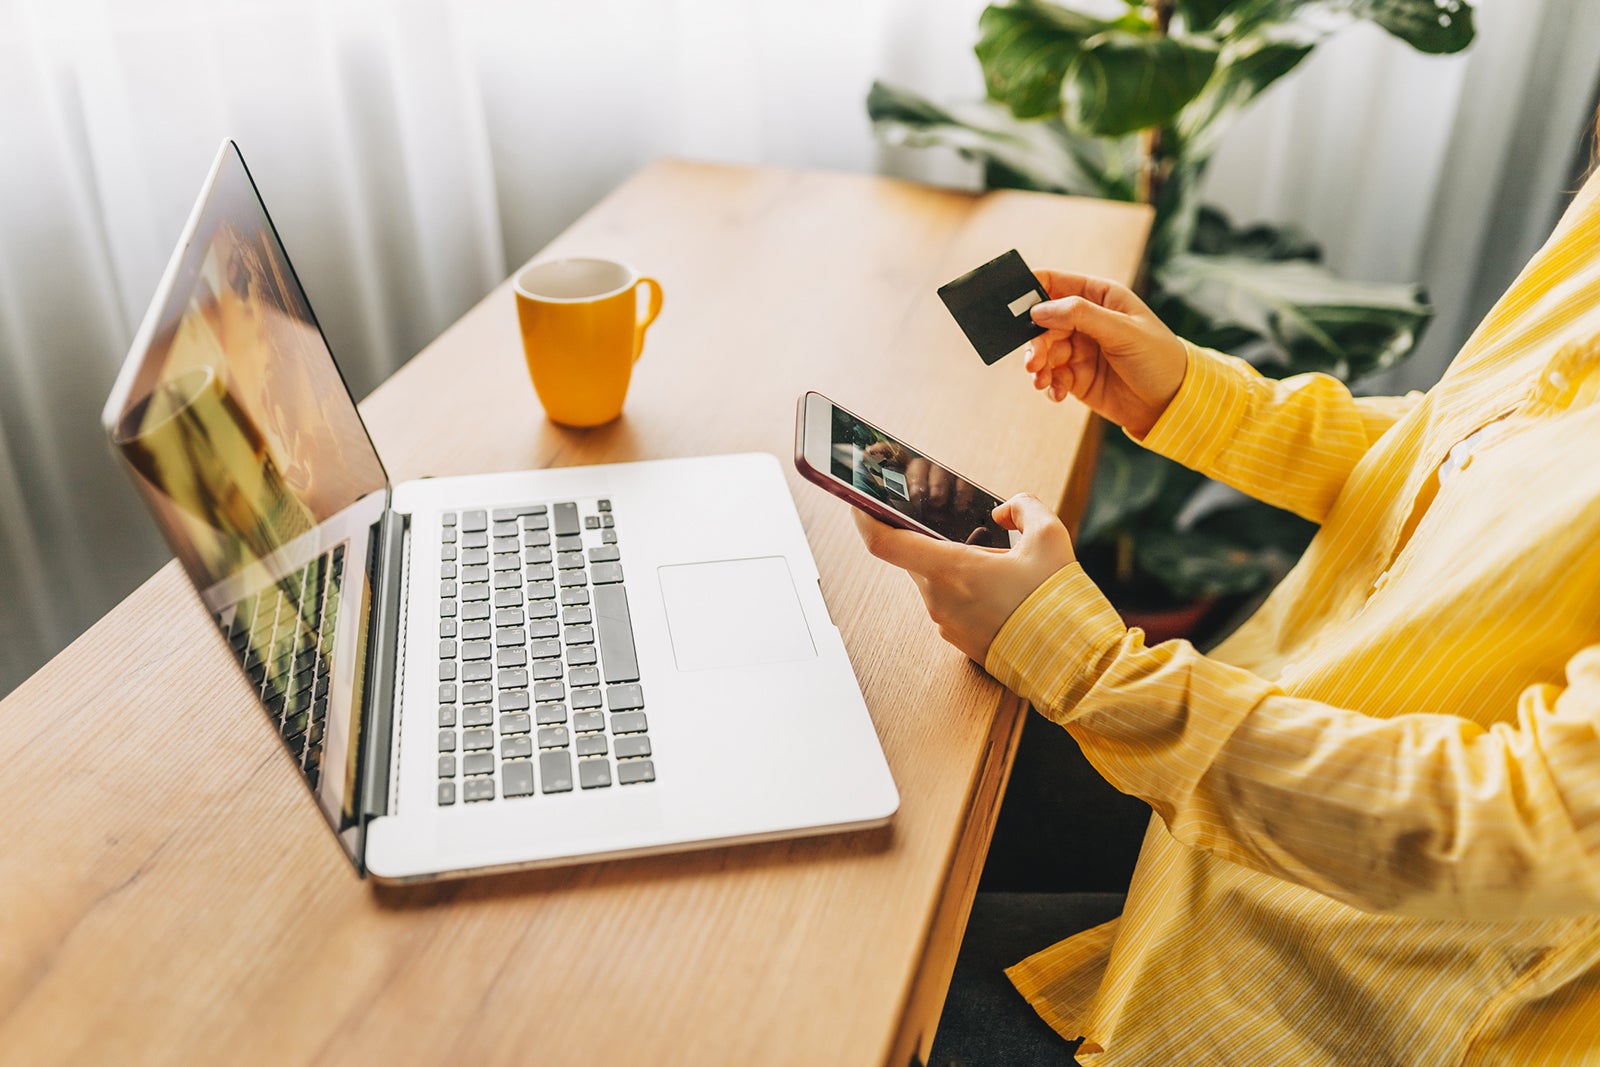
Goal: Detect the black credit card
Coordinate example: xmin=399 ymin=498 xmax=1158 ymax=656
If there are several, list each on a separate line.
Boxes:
xmin=936 ymin=249 xmax=1050 ymax=365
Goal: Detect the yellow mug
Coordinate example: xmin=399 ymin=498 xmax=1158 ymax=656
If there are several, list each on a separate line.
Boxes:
xmin=513 ymin=257 xmax=664 ymax=427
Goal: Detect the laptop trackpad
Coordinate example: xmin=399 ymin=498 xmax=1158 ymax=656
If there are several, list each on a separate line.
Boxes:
xmin=658 ymin=557 xmax=817 ymax=671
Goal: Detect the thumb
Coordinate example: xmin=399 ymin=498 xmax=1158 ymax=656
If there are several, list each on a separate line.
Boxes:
xmin=1030 ymin=295 xmax=1132 ymax=348
xmin=992 ymin=493 xmax=1057 ymax=535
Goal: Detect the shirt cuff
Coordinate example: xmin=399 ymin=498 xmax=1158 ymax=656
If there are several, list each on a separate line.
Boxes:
xmin=985 ymin=562 xmax=1127 ymax=716
xmin=1135 ymin=341 xmax=1255 ymax=472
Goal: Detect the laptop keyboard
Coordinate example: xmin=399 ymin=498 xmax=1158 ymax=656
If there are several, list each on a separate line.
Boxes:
xmin=216 ymin=544 xmax=345 ymax=791
xmin=435 ymin=500 xmax=653 ymax=805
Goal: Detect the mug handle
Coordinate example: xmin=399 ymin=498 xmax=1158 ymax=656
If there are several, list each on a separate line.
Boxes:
xmin=633 ymin=277 xmax=664 ymax=362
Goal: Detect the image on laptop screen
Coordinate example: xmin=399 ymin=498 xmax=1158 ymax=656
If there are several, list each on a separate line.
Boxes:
xmin=103 ymin=142 xmax=388 ymax=844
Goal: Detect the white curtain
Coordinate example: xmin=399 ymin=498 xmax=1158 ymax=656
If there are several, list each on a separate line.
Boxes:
xmin=1 ymin=0 xmax=1593 ymax=695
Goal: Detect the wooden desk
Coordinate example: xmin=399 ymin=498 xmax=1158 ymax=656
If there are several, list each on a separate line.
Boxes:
xmin=0 ymin=161 xmax=1148 ymax=1066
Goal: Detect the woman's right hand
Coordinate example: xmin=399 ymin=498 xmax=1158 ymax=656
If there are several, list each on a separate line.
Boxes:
xmin=1025 ymin=271 xmax=1189 ymax=438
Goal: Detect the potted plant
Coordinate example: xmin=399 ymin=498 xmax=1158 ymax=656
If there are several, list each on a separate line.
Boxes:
xmin=869 ymin=0 xmax=1474 ymax=644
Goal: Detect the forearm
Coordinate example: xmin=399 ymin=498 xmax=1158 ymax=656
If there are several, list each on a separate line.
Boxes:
xmin=988 ymin=568 xmax=1600 ymax=920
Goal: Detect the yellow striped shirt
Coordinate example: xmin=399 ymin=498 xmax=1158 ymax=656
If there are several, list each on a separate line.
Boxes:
xmin=984 ymin=170 xmax=1600 ymax=1065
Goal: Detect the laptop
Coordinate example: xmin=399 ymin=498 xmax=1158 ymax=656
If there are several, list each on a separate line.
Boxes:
xmin=102 ymin=140 xmax=898 ymax=883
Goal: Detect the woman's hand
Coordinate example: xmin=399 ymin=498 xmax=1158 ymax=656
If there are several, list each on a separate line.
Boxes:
xmin=1024 ymin=271 xmax=1188 ymax=438
xmin=853 ymin=493 xmax=1076 ymax=664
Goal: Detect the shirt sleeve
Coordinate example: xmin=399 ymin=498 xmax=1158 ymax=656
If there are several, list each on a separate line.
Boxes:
xmin=1139 ymin=342 xmax=1425 ymax=523
xmin=986 ymin=565 xmax=1600 ymax=921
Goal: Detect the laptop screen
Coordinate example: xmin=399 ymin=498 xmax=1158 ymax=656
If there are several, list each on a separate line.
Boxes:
xmin=104 ymin=141 xmax=387 ymax=859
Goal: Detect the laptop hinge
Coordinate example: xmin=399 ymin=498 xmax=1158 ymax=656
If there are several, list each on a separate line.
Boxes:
xmin=358 ymin=507 xmax=409 ymax=841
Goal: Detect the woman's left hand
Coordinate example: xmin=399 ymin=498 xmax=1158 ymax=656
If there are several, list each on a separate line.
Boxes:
xmin=853 ymin=493 xmax=1077 ymax=664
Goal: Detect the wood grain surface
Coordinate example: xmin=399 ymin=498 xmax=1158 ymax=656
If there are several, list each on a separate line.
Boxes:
xmin=0 ymin=160 xmax=1149 ymax=1067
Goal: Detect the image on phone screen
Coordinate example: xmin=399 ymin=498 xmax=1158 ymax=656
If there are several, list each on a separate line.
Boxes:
xmin=828 ymin=406 xmax=1007 ymax=546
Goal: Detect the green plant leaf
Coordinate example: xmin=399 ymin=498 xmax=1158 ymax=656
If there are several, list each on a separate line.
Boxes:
xmin=1156 ymin=252 xmax=1432 ymax=378
xmin=975 ymin=1 xmax=1112 ymax=119
xmin=1079 ymin=434 xmax=1171 ymax=544
xmin=1062 ymin=32 xmax=1220 ymax=137
xmin=1177 ymin=0 xmax=1242 ymax=31
xmin=1135 ymin=529 xmax=1275 ymax=599
xmin=1190 ymin=205 xmax=1321 ymax=262
xmin=1171 ymin=30 xmax=1314 ymax=167
xmin=1224 ymin=0 xmax=1475 ymax=54
xmin=866 ymin=81 xmax=1138 ymax=200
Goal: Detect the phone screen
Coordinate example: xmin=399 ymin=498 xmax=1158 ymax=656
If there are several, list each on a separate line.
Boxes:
xmin=828 ymin=405 xmax=1008 ymax=546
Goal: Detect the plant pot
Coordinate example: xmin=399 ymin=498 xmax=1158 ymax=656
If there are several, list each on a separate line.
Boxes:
xmin=1117 ymin=597 xmax=1216 ymax=644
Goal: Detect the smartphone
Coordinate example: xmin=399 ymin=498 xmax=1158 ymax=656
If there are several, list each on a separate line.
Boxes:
xmin=794 ymin=391 xmax=1017 ymax=547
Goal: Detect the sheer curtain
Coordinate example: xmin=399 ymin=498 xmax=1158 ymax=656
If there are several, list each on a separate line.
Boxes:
xmin=0 ymin=0 xmax=1593 ymax=695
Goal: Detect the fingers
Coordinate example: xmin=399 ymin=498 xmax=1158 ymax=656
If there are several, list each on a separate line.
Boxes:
xmin=992 ymin=493 xmax=1061 ymax=535
xmin=1030 ymin=294 xmax=1130 ymax=347
xmin=852 ymin=508 xmax=967 ymax=575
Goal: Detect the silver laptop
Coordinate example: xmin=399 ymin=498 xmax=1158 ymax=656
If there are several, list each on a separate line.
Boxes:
xmin=102 ymin=140 xmax=897 ymax=882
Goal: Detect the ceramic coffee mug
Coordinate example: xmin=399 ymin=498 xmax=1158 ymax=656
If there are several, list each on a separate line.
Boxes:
xmin=513 ymin=257 xmax=663 ymax=427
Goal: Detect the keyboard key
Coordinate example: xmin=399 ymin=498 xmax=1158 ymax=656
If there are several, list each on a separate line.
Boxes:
xmin=498 ymin=689 xmax=531 ymax=712
xmin=529 ymin=639 xmax=561 ymax=660
xmin=440 ymin=562 xmax=457 ymax=580
xmin=560 ymin=588 xmax=590 ymax=607
xmin=438 ymin=683 xmax=457 ymax=703
xmin=441 ymin=544 xmax=458 ymax=562
xmin=568 ymin=666 xmax=600 ymax=687
xmin=462 ymin=531 xmax=488 ymax=549
xmin=562 ymin=607 xmax=593 ymax=627
xmin=565 ymin=626 xmax=595 ymax=646
xmin=440 ymin=618 xmax=459 ymax=638
xmin=492 ymin=537 xmax=519 ymax=556
xmin=492 ymin=520 xmax=518 ymax=538
xmin=463 ymin=704 xmax=494 ymax=728
xmin=439 ymin=661 xmax=457 ymax=681
xmin=442 ymin=512 xmax=458 ymax=526
xmin=463 ymin=777 xmax=495 ymax=802
xmin=494 ymin=608 xmax=524 ymax=629
xmin=529 ymin=619 xmax=559 ymax=640
xmin=461 ymin=682 xmax=493 ymax=705
xmin=594 ymin=586 xmax=640 ymax=683
xmin=558 ymin=571 xmax=588 ymax=589
xmin=538 ymin=726 xmax=570 ymax=749
xmin=600 ymin=515 xmax=614 ymax=528
xmin=495 ymin=627 xmax=527 ymax=647
xmin=588 ymin=546 xmax=620 ymax=563
xmin=438 ymin=705 xmax=457 ymax=728
xmin=463 ymin=751 xmax=495 ymax=776
xmin=524 ymin=527 xmax=552 ymax=547
xmin=463 ymin=728 xmax=495 ymax=751
xmin=585 ymin=515 xmax=600 ymax=530
xmin=439 ymin=581 xmax=457 ymax=598
xmin=463 ymin=620 xmax=492 ymax=641
xmin=439 ymin=639 xmax=457 ymax=659
xmin=552 ymin=501 xmax=580 ymax=536
xmin=461 ymin=548 xmax=490 ymax=566
xmin=462 ymin=584 xmax=490 ymax=603
xmin=536 ymin=703 xmax=569 ymax=725
xmin=597 ymin=499 xmax=610 ymax=512
xmin=460 ymin=565 xmax=489 ymax=584
xmin=524 ymin=546 xmax=553 ymax=566
xmin=617 ymin=760 xmax=654 ymax=785
xmin=540 ymin=750 xmax=573 ymax=793
xmin=438 ymin=755 xmax=456 ymax=777
xmin=493 ymin=590 xmax=521 ymax=608
xmin=501 ymin=735 xmax=534 ymax=760
xmin=461 ymin=510 xmax=487 ymax=532
xmin=576 ymin=734 xmax=608 ymax=758
xmin=496 ymin=647 xmax=527 ymax=668
xmin=493 ymin=506 xmax=533 ymax=522
xmin=579 ymin=759 xmax=612 ymax=789
xmin=499 ymin=712 xmax=532 ymax=735
xmin=534 ymin=681 xmax=565 ymax=703
xmin=572 ymin=710 xmax=605 ymax=733
xmin=502 ymin=759 xmax=535 ymax=797
xmin=566 ymin=646 xmax=598 ymax=667
xmin=533 ymin=660 xmax=563 ymax=681
xmin=611 ymin=712 xmax=648 ymax=735
xmin=525 ymin=564 xmax=555 ymax=582
xmin=461 ymin=602 xmax=489 ymax=621
xmin=614 ymin=735 xmax=651 ymax=760
xmin=607 ymin=683 xmax=644 ymax=711
xmin=438 ymin=781 xmax=456 ymax=805
xmin=601 ymin=529 xmax=618 ymax=545
xmin=591 ymin=562 xmax=624 ymax=585
xmin=438 ymin=730 xmax=456 ymax=753
xmin=494 ymin=571 xmax=522 ymax=590
xmin=557 ymin=551 xmax=585 ymax=570
xmin=555 ymin=534 xmax=583 ymax=553
xmin=526 ymin=582 xmax=556 ymax=601
xmin=441 ymin=527 xmax=458 ymax=545
xmin=462 ymin=661 xmax=492 ymax=683
xmin=498 ymin=668 xmax=529 ymax=690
